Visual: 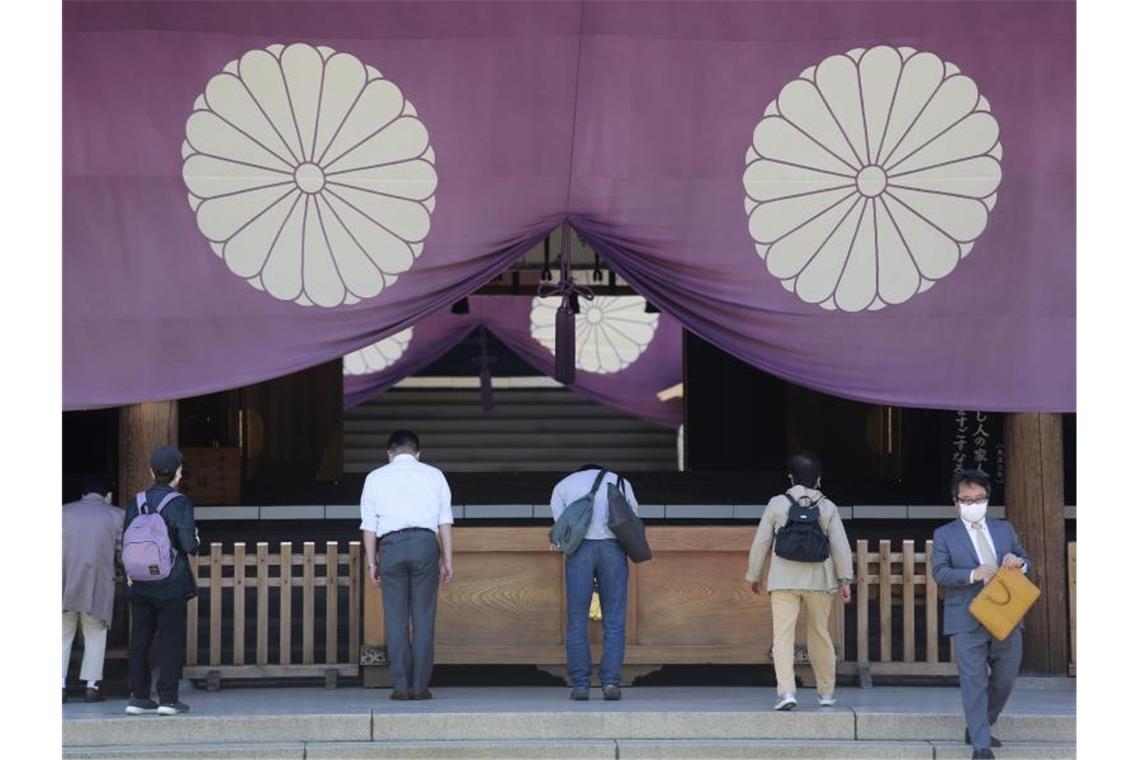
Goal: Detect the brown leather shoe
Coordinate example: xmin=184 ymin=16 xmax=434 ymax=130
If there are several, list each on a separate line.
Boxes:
xmin=411 ymin=689 xmax=432 ymax=700
xmin=84 ymin=687 xmax=105 ymax=703
xmin=390 ymin=690 xmax=411 ymax=700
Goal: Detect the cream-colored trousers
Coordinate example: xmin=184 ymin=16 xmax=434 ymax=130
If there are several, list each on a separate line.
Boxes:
xmin=770 ymin=590 xmax=836 ymax=696
xmin=63 ymin=610 xmax=108 ymax=685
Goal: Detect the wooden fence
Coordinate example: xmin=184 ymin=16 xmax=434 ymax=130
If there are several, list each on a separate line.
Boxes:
xmin=851 ymin=539 xmax=958 ymax=679
xmin=156 ymin=536 xmax=1076 ymax=687
xmin=182 ymin=541 xmax=361 ymax=686
xmin=851 ymin=539 xmax=1080 ymax=681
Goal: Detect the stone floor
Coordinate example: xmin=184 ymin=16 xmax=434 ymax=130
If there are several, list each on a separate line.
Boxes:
xmin=63 ymin=682 xmax=1076 ymax=721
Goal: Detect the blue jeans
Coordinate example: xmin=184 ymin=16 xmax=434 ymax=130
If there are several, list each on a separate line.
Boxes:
xmin=565 ymin=539 xmax=629 ymax=688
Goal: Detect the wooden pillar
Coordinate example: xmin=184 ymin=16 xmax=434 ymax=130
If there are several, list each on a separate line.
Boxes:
xmin=118 ymin=401 xmax=178 ymax=507
xmin=1004 ymin=412 xmax=1067 ymax=674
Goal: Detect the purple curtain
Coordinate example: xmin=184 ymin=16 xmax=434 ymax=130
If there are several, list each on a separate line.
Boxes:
xmin=342 ymin=296 xmax=683 ymax=427
xmin=64 ymin=1 xmax=1074 ymax=412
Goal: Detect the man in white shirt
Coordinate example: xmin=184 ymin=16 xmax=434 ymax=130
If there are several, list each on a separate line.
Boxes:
xmin=360 ymin=430 xmax=454 ymax=700
xmin=932 ymin=469 xmax=1032 ymax=760
xmin=550 ymin=465 xmax=638 ymax=701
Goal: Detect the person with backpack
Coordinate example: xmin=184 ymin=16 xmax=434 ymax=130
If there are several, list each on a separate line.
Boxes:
xmin=121 ymin=446 xmax=200 ymax=716
xmin=549 ymin=465 xmax=639 ymax=701
xmin=744 ymin=451 xmax=853 ymax=711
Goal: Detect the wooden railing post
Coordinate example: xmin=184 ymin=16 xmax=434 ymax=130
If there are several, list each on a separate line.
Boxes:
xmin=280 ymin=543 xmax=292 ymax=665
xmin=925 ymin=540 xmax=938 ymax=664
xmin=187 ymin=554 xmax=199 ymax=666
xmin=1068 ymin=542 xmax=1076 ymax=674
xmin=856 ymin=540 xmax=869 ymax=665
xmin=209 ymin=543 xmax=223 ymax=667
xmin=902 ymin=540 xmax=915 ymax=663
xmin=349 ymin=542 xmax=361 ymax=665
xmin=303 ymin=542 xmax=316 ymax=665
xmin=878 ymin=540 xmax=892 ymax=663
xmin=326 ymin=541 xmax=338 ymax=665
xmin=233 ymin=543 xmax=246 ymax=666
xmin=256 ymin=543 xmax=269 ymax=666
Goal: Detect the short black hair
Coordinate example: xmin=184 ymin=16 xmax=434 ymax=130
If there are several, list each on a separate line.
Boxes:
xmin=788 ymin=450 xmax=822 ymax=487
xmin=387 ymin=429 xmax=421 ymax=452
xmin=950 ymin=469 xmax=991 ymax=500
xmin=153 ymin=470 xmax=178 ymax=485
xmin=82 ymin=474 xmax=112 ymax=496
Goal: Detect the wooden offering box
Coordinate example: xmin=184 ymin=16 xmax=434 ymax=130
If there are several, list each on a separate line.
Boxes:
xmin=363 ymin=526 xmax=841 ymax=683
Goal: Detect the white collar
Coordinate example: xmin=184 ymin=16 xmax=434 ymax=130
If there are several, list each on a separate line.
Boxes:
xmin=786 ymin=484 xmax=823 ymax=501
xmin=961 ymin=517 xmax=988 ymax=531
xmin=391 ymin=453 xmax=419 ymax=463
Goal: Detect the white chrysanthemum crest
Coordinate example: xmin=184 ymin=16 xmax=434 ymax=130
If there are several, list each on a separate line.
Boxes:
xmin=182 ymin=43 xmax=437 ymax=308
xmin=343 ymin=328 xmax=414 ymax=376
xmin=743 ymin=45 xmax=1002 ymax=312
xmin=531 ymin=296 xmax=659 ymax=375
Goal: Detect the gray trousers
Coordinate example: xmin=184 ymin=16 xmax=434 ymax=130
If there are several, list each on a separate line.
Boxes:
xmin=379 ymin=530 xmax=441 ymax=692
xmin=953 ymin=626 xmax=1022 ymax=750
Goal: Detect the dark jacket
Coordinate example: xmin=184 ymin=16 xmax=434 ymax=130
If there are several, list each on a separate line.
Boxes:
xmin=123 ymin=484 xmax=200 ymax=602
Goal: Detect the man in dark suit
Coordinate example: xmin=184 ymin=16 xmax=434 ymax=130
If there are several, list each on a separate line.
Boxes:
xmin=932 ymin=469 xmax=1032 ymax=760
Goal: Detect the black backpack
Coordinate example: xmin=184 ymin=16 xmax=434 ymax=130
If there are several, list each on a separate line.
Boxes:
xmin=773 ymin=495 xmax=830 ymax=563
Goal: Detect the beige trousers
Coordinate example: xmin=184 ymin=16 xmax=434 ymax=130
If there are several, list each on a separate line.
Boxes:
xmin=770 ymin=590 xmax=836 ymax=696
xmin=63 ymin=610 xmax=108 ymax=685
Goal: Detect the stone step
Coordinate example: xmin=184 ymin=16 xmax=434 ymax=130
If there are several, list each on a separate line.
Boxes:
xmin=620 ymin=739 xmax=1077 ymax=760
xmin=63 ymin=709 xmax=1076 ymax=747
xmin=62 ymin=739 xmax=1079 ymax=760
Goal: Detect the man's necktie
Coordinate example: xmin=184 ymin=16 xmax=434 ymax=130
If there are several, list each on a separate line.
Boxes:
xmin=972 ymin=522 xmax=997 ymax=568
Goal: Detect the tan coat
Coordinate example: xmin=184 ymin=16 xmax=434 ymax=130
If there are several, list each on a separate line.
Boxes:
xmin=62 ymin=495 xmax=123 ymax=625
xmin=744 ymin=486 xmax=854 ymax=592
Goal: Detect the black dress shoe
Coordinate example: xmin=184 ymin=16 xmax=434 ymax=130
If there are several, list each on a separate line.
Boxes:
xmin=972 ymin=749 xmax=995 ymax=760
xmin=390 ymin=690 xmax=411 ymax=700
xmin=965 ymin=728 xmax=1002 ymax=747
xmin=570 ymin=687 xmax=589 ymax=701
xmin=85 ymin=687 xmax=105 ymax=703
xmin=602 ymin=684 xmax=622 ymax=701
xmin=411 ymin=689 xmax=432 ymax=700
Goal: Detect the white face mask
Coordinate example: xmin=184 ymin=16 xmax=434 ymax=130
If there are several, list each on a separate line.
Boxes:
xmin=958 ymin=501 xmax=988 ymax=523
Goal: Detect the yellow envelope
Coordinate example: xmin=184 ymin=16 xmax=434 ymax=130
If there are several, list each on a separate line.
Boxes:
xmin=968 ymin=566 xmax=1041 ymax=641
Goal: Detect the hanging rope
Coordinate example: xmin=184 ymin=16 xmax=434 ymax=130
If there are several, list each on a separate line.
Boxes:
xmin=537 ymin=221 xmax=593 ymax=384
xmin=541 ymin=235 xmax=552 ymax=282
xmin=471 ymin=327 xmax=498 ymax=413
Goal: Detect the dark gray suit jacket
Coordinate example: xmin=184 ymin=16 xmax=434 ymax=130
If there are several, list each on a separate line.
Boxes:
xmin=931 ymin=518 xmax=1032 ymax=636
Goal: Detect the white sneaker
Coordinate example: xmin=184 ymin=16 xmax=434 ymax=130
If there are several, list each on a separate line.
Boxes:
xmin=774 ymin=693 xmax=797 ymax=711
xmin=818 ymin=693 xmax=837 ymax=707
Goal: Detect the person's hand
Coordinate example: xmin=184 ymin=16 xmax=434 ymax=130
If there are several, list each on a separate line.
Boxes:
xmin=838 ymin=584 xmax=852 ymax=603
xmin=974 ymin=565 xmax=996 ymax=584
xmin=440 ymin=560 xmax=454 ymax=585
xmin=1001 ymin=553 xmax=1024 ymax=569
xmin=750 ymin=581 xmax=764 ymax=596
xmin=368 ymin=562 xmax=380 ymax=586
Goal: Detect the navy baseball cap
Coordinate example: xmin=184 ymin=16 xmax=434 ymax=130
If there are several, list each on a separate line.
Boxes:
xmin=149 ymin=445 xmax=183 ymax=475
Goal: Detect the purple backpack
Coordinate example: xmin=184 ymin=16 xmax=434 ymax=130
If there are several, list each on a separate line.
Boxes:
xmin=122 ymin=491 xmax=180 ymax=582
